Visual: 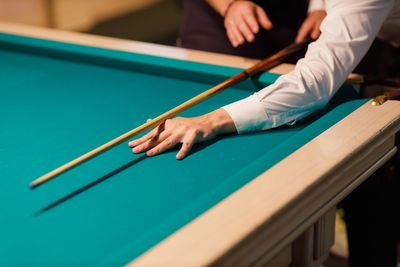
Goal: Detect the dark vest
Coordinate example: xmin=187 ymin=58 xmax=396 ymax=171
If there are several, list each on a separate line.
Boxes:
xmin=180 ymin=0 xmax=308 ymax=59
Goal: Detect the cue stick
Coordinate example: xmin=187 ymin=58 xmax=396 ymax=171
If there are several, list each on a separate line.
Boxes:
xmin=29 ymin=39 xmax=310 ymax=189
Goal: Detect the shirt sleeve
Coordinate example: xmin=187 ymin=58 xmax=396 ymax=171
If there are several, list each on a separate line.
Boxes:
xmin=223 ymin=0 xmax=394 ymax=134
xmin=308 ymin=0 xmax=325 ymax=12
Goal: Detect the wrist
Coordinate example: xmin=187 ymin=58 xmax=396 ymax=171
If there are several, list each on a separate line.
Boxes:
xmin=206 ymin=109 xmax=237 ymax=135
xmin=223 ymin=0 xmax=237 ymax=17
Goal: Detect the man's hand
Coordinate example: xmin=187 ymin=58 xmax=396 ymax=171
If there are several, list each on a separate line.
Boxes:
xmin=224 ymin=1 xmax=272 ymax=47
xmin=295 ymin=10 xmax=326 ymax=43
xmin=129 ymin=109 xmax=236 ymax=160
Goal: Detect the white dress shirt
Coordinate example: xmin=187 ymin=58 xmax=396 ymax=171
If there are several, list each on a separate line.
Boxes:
xmin=223 ymin=0 xmax=400 ymax=134
xmin=308 ymin=0 xmax=325 ymax=13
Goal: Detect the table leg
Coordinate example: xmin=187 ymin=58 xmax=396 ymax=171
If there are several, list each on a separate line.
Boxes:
xmin=290 ymin=207 xmax=336 ymax=267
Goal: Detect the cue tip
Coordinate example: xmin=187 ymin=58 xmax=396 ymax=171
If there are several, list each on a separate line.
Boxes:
xmin=29 ymin=183 xmax=36 ymax=190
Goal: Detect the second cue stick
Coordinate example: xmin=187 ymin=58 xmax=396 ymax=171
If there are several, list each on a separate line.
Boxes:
xmin=29 ymin=40 xmax=309 ymax=189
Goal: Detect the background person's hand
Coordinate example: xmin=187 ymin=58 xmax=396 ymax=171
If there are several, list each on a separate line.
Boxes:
xmin=128 ymin=109 xmax=236 ymax=160
xmin=295 ymin=10 xmax=326 ymax=43
xmin=224 ymin=1 xmax=272 ymax=47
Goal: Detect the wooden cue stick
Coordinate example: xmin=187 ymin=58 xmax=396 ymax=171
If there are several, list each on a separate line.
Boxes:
xmin=29 ymin=40 xmax=309 ymax=189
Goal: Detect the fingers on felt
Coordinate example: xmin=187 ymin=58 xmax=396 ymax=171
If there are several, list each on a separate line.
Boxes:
xmin=176 ymin=132 xmax=198 ymax=160
xmin=256 ymin=6 xmax=272 ymax=30
xmin=147 ymin=136 xmax=179 ymax=157
xmin=131 ymin=130 xmax=170 ymax=153
xmin=132 ymin=137 xmax=158 ymax=154
xmin=128 ymin=119 xmax=167 ymax=148
xmin=128 ymin=129 xmax=156 ymax=147
xmin=176 ymin=141 xmax=195 ymax=160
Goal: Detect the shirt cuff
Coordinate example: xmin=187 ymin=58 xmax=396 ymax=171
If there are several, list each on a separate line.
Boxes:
xmin=222 ymin=94 xmax=272 ymax=134
xmin=308 ymin=0 xmax=325 ymax=13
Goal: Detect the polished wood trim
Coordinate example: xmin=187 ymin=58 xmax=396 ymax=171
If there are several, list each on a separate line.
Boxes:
xmin=0 ymin=22 xmax=362 ymax=84
xmin=0 ymin=22 xmax=260 ymax=69
xmin=129 ymin=100 xmax=400 ymax=266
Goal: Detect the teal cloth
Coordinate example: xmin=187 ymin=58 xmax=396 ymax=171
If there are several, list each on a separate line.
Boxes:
xmin=0 ymin=33 xmax=366 ymax=266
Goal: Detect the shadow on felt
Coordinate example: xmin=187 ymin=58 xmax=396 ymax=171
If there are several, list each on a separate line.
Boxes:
xmin=32 ymin=99 xmax=342 ymax=217
xmin=32 ymin=133 xmax=238 ymax=217
xmin=33 ymin=154 xmax=148 ymax=216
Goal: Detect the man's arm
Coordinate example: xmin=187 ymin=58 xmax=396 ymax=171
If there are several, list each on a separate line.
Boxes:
xmin=130 ymin=0 xmax=394 ymax=159
xmin=223 ymin=0 xmax=394 ymax=133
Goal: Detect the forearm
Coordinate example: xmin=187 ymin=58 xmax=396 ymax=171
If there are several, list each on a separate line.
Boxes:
xmin=202 ymin=108 xmax=237 ymax=136
xmin=224 ymin=0 xmax=393 ymax=133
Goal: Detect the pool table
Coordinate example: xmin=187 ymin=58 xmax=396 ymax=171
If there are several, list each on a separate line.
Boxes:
xmin=1 ymin=23 xmax=400 ymax=267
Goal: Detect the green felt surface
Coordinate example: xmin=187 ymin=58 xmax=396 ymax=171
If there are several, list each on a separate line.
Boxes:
xmin=0 ymin=33 xmax=367 ymax=266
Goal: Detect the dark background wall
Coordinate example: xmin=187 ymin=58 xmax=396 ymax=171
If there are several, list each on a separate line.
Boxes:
xmin=87 ymin=0 xmax=183 ymax=46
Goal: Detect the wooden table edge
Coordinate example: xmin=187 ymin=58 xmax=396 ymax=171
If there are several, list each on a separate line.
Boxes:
xmin=129 ymin=100 xmax=400 ymax=267
xmin=0 ymin=22 xmax=259 ymax=69
xmin=0 ymin=22 xmax=363 ymax=83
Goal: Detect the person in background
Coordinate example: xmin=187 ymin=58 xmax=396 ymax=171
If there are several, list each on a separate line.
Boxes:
xmin=131 ymin=1 xmax=400 ymax=266
xmin=179 ymin=0 xmax=326 ymax=59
